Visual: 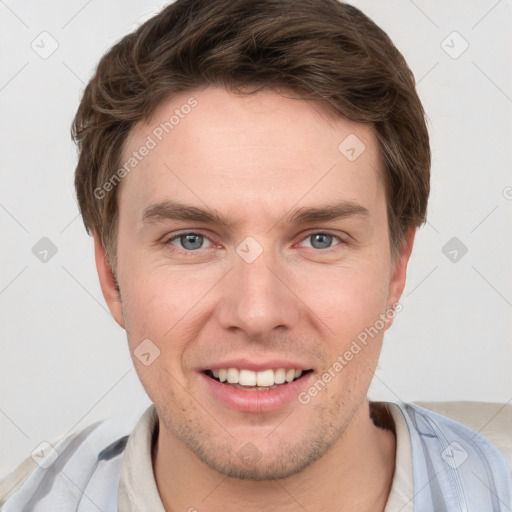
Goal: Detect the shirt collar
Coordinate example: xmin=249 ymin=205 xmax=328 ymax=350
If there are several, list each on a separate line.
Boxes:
xmin=118 ymin=405 xmax=165 ymax=512
xmin=382 ymin=402 xmax=414 ymax=512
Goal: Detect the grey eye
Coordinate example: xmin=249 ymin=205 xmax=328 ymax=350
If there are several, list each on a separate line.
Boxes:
xmin=309 ymin=233 xmax=334 ymax=249
xmin=178 ymin=233 xmax=204 ymax=250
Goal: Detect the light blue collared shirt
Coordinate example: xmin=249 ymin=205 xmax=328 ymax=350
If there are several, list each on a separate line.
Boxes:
xmin=1 ymin=402 xmax=510 ymax=511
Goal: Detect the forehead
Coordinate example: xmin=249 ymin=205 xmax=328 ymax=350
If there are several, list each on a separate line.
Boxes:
xmin=117 ymin=86 xmax=384 ymax=223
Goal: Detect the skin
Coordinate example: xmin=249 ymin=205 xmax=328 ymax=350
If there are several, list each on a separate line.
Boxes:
xmin=95 ymin=86 xmax=415 ymax=511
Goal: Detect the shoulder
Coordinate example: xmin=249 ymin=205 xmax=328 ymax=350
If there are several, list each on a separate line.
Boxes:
xmin=0 ymin=417 xmax=132 ymax=509
xmin=412 ymin=400 xmax=512 ymax=472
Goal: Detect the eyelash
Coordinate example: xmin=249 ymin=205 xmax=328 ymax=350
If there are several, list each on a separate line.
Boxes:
xmin=163 ymin=230 xmax=345 ymax=254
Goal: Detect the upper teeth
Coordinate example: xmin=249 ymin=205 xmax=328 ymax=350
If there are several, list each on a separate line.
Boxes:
xmin=211 ymin=368 xmax=303 ymax=386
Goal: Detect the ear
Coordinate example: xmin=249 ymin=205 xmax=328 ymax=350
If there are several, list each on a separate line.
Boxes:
xmin=387 ymin=227 xmax=416 ymax=319
xmin=93 ymin=233 xmax=125 ymax=329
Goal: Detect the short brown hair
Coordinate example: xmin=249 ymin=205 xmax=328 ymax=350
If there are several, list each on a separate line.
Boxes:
xmin=72 ymin=0 xmax=430 ymax=273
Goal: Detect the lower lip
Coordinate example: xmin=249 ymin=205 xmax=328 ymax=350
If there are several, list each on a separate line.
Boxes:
xmin=199 ymin=372 xmax=314 ymax=413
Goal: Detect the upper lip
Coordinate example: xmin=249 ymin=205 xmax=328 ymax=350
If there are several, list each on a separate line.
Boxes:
xmin=199 ymin=358 xmax=313 ymax=372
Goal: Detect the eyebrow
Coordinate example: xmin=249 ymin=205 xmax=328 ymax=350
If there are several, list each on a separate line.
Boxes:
xmin=141 ymin=199 xmax=369 ymax=227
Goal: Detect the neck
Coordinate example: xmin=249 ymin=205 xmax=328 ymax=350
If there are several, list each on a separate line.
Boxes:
xmin=153 ymin=400 xmax=396 ymax=512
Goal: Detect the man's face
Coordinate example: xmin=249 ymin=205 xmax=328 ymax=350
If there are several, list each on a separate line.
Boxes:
xmin=97 ymin=86 xmax=411 ymax=479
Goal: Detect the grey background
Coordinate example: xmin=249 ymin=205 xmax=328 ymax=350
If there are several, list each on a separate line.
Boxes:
xmin=1 ymin=0 xmax=511 ymax=477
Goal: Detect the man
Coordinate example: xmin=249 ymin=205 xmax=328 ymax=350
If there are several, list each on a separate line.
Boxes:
xmin=1 ymin=0 xmax=510 ymax=510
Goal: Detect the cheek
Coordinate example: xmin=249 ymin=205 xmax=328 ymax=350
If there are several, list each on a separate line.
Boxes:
xmin=294 ymin=257 xmax=390 ymax=334
xmin=118 ymin=261 xmax=220 ymax=352
xmin=119 ymin=270 xmax=205 ymax=401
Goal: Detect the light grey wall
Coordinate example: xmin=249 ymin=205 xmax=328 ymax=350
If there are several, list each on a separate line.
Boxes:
xmin=1 ymin=0 xmax=511 ymax=477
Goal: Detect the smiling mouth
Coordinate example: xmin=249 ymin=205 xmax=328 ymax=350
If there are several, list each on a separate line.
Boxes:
xmin=204 ymin=368 xmax=313 ymax=391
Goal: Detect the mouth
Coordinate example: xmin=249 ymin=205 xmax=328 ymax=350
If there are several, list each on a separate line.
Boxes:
xmin=203 ymin=367 xmax=314 ymax=391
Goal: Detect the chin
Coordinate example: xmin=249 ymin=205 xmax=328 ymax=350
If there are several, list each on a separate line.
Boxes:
xmin=176 ymin=420 xmax=343 ymax=481
xmin=197 ymin=448 xmax=321 ymax=481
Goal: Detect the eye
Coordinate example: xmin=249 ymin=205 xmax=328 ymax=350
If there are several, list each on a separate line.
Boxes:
xmin=164 ymin=231 xmax=344 ymax=253
xmin=167 ymin=232 xmax=213 ymax=251
xmin=299 ymin=232 xmax=342 ymax=250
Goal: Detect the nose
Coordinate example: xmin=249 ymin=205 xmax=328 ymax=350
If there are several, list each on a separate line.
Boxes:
xmin=215 ymin=243 xmax=301 ymax=339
